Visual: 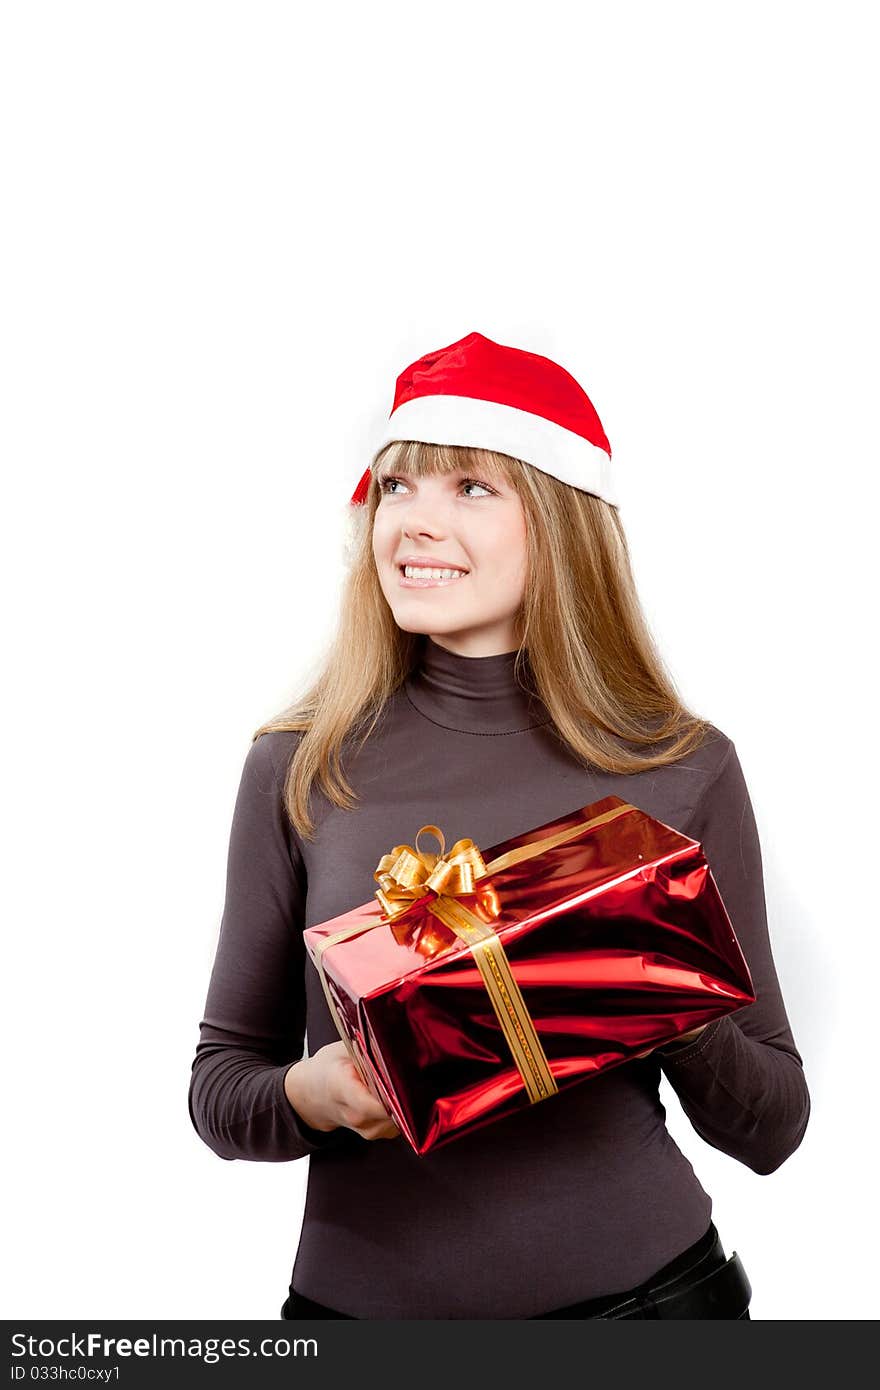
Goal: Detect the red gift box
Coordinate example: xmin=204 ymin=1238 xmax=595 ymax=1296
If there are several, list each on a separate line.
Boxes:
xmin=303 ymin=795 xmax=755 ymax=1155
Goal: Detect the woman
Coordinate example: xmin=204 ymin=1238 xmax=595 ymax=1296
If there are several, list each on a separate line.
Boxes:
xmin=188 ymin=331 xmax=810 ymax=1319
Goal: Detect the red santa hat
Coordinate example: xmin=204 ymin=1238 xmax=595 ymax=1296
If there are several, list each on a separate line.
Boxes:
xmin=350 ymin=330 xmax=618 ymax=508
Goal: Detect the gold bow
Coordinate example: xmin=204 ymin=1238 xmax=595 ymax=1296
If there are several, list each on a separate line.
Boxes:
xmin=310 ymin=804 xmax=637 ymax=1109
xmin=373 ymin=824 xmax=494 ymax=925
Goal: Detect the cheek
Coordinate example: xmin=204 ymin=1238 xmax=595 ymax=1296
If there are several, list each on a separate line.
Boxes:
xmin=487 ymin=517 xmax=527 ymax=571
xmin=371 ymin=515 xmax=389 ymax=561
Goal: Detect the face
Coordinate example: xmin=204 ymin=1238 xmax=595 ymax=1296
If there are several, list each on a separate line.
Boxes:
xmin=371 ymin=461 xmax=529 ymax=657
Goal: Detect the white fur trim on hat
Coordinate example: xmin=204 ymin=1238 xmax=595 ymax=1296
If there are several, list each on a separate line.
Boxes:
xmin=372 ymin=394 xmax=620 ymax=508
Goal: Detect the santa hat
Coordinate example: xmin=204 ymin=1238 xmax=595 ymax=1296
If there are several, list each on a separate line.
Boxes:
xmin=350 ymin=330 xmax=618 ymax=509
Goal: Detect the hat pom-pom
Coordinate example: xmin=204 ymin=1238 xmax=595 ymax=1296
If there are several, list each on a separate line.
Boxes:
xmin=341 ymin=498 xmax=368 ymax=566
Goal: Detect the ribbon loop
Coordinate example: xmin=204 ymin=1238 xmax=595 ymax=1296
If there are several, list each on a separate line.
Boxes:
xmin=414 ymin=824 xmax=446 ymax=859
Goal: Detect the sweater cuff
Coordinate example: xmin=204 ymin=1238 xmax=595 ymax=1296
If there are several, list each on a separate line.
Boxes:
xmin=657 ymin=1015 xmax=727 ymax=1063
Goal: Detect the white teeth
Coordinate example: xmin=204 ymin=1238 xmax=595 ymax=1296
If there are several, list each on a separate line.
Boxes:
xmin=403 ymin=566 xmax=467 ymax=580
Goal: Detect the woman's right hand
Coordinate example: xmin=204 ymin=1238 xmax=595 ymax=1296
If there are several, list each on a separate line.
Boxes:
xmin=284 ymin=1041 xmax=401 ymax=1141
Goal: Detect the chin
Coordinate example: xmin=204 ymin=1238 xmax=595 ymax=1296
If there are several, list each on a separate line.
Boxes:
xmin=391 ymin=613 xmax=454 ymax=635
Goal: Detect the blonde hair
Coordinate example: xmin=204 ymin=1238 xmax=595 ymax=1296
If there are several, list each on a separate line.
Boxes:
xmin=254 ymin=441 xmax=712 ymax=840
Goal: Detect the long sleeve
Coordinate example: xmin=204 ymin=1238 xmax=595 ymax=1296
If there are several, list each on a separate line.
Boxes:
xmin=188 ymin=731 xmax=349 ymax=1162
xmin=656 ymin=739 xmax=811 ymax=1175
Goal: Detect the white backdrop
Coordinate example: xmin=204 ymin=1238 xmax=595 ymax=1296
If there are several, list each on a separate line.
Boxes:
xmin=3 ymin=0 xmax=876 ymax=1322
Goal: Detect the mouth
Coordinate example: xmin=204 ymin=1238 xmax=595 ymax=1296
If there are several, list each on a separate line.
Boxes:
xmin=397 ymin=564 xmax=469 ymax=589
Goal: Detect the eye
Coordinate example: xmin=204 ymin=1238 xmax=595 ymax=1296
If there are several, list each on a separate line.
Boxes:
xmin=377 ymin=475 xmax=497 ymax=497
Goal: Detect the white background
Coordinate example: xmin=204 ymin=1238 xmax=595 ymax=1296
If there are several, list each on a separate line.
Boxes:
xmin=3 ymin=1 xmax=876 ymax=1321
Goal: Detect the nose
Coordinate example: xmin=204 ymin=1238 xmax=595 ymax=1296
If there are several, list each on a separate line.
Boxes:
xmin=400 ymin=484 xmax=450 ymax=540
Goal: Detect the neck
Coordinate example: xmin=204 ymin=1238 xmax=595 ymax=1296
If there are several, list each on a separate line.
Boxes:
xmin=403 ymin=635 xmax=552 ymax=735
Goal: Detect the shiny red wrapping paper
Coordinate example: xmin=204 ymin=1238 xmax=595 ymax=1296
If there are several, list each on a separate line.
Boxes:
xmin=303 ymin=795 xmax=756 ymax=1155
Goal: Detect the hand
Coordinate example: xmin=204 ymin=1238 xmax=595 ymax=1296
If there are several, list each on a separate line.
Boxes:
xmin=284 ymin=1041 xmax=401 ymax=1141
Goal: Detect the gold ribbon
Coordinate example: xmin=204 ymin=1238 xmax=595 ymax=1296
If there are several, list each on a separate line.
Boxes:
xmin=310 ymin=802 xmax=637 ymax=1106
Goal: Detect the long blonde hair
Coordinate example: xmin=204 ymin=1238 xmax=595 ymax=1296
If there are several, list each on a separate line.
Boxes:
xmin=254 ymin=441 xmax=712 ymax=840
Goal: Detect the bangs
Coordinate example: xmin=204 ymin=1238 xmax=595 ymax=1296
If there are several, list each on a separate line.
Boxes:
xmin=373 ymin=440 xmax=519 ymax=488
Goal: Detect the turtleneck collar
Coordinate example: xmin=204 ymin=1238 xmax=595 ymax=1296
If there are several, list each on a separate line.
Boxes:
xmin=403 ymin=635 xmax=553 ymax=735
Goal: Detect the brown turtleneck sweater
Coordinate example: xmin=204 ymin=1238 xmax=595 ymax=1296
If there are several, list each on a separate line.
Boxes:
xmin=188 ymin=637 xmax=810 ymax=1318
